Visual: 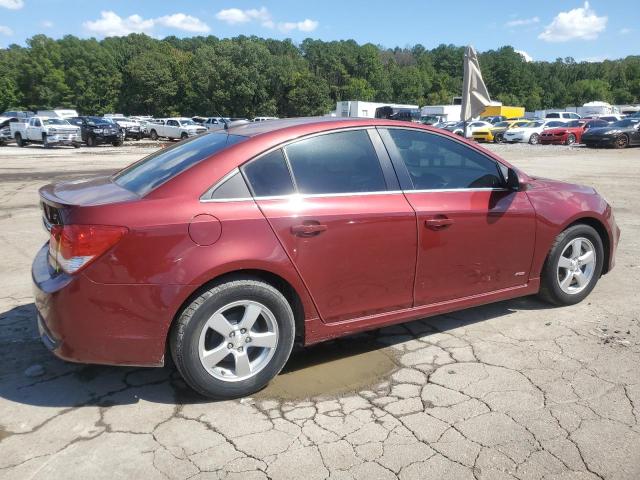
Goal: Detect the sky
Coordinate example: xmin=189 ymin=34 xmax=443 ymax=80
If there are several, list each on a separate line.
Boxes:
xmin=0 ymin=0 xmax=638 ymax=62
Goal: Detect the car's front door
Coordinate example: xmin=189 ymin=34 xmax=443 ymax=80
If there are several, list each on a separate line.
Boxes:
xmin=379 ymin=127 xmax=536 ymax=306
xmin=243 ymin=128 xmax=418 ymax=324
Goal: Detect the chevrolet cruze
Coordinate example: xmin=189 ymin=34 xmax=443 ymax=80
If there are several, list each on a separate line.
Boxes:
xmin=33 ymin=118 xmax=620 ymax=398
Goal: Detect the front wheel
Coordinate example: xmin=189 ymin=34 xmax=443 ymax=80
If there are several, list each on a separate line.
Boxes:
xmin=529 ymin=133 xmax=540 ymax=145
xmin=565 ymin=134 xmax=576 ymax=145
xmin=170 ymin=278 xmax=295 ymax=399
xmin=86 ymin=135 xmax=96 ymax=147
xmin=493 ymin=133 xmax=504 ymax=143
xmin=150 ymin=130 xmax=158 ymax=141
xmin=112 ymin=139 xmax=123 ymax=147
xmin=538 ymin=224 xmax=604 ymax=306
xmin=180 ymin=132 xmax=188 ymax=140
xmin=15 ymin=133 xmax=24 ymax=147
xmin=614 ymin=135 xmax=629 ymax=149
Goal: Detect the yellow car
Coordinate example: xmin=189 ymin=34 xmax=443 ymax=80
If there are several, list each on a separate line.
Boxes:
xmin=473 ymin=119 xmax=531 ymax=143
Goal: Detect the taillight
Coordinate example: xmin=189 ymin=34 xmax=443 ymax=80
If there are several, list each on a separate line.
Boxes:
xmin=49 ymin=224 xmax=128 ymax=274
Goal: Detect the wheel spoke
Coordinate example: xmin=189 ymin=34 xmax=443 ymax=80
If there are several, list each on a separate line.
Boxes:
xmin=207 ymin=313 xmax=234 ymax=337
xmin=574 ymin=271 xmax=588 ymax=287
xmin=579 ymin=250 xmax=594 ymax=265
xmin=571 ymin=239 xmax=583 ymax=259
xmin=239 ymin=303 xmax=262 ymax=331
xmin=560 ymin=272 xmax=574 ymax=290
xmin=234 ymin=352 xmax=252 ymax=377
xmin=558 ymin=256 xmax=573 ymax=269
xmin=250 ymin=331 xmax=277 ymax=349
xmin=201 ymin=344 xmax=230 ymax=369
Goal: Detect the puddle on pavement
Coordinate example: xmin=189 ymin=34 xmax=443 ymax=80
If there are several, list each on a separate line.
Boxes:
xmin=256 ymin=337 xmax=397 ymax=401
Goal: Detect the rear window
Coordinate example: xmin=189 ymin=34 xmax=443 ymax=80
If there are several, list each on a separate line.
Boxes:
xmin=114 ymin=133 xmax=246 ymax=196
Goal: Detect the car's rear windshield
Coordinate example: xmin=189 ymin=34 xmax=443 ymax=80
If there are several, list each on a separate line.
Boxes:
xmin=114 ymin=132 xmax=246 ymax=196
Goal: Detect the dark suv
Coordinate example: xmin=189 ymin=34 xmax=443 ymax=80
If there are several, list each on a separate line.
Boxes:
xmin=68 ymin=116 xmax=123 ymax=147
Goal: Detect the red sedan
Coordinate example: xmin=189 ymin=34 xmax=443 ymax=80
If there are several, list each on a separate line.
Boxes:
xmin=540 ymin=119 xmax=609 ymax=145
xmin=33 ymin=118 xmax=620 ymax=398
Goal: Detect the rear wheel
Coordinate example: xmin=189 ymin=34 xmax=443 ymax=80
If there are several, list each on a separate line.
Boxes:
xmin=614 ymin=135 xmax=629 ymax=149
xmin=170 ymin=278 xmax=295 ymax=399
xmin=565 ymin=134 xmax=576 ymax=145
xmin=538 ymin=224 xmax=604 ymax=306
xmin=529 ymin=133 xmax=540 ymax=145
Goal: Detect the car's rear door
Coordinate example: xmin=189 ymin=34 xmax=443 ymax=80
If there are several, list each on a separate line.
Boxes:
xmin=243 ymin=128 xmax=417 ymax=324
xmin=379 ymin=127 xmax=536 ymax=306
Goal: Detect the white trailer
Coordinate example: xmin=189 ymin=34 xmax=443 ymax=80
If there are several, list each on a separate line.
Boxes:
xmin=577 ymin=102 xmax=619 ymax=117
xmin=335 ymin=101 xmax=418 ymax=118
xmin=420 ymin=105 xmax=462 ymax=123
xmin=36 ymin=109 xmax=79 ymax=119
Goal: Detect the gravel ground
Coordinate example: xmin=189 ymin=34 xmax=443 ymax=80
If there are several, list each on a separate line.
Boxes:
xmin=0 ymin=140 xmax=639 ymax=480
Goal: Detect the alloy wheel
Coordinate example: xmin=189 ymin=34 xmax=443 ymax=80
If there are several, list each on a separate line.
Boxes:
xmin=198 ymin=300 xmax=279 ymax=382
xmin=556 ymin=237 xmax=596 ymax=295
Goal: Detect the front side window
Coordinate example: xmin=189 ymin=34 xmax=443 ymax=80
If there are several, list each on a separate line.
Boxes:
xmin=115 ymin=133 xmax=246 ymax=196
xmin=384 ymin=129 xmax=504 ymax=190
xmin=242 ymin=149 xmax=295 ymax=197
xmin=284 ymin=130 xmax=387 ymax=194
xmin=167 ymin=120 xmax=178 ymax=127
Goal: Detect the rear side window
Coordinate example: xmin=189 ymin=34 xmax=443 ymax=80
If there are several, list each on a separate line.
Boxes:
xmin=242 ymin=149 xmax=295 ymax=197
xmin=384 ymin=129 xmax=504 ymax=190
xmin=207 ymin=171 xmax=251 ymax=200
xmin=284 ymin=130 xmax=387 ymax=194
xmin=115 ymin=133 xmax=246 ymax=196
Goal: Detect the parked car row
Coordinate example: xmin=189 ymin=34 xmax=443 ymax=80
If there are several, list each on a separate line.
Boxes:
xmin=430 ymin=113 xmax=640 ymax=149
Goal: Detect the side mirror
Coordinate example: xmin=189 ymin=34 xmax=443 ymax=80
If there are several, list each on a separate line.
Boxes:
xmin=506 ymin=168 xmax=521 ymax=191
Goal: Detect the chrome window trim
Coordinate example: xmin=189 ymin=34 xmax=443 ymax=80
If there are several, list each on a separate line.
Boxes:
xmin=200 ymin=187 xmax=509 ymax=203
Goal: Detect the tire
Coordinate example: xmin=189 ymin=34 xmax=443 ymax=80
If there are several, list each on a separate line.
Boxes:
xmin=42 ymin=134 xmax=51 ymax=149
xmin=150 ymin=129 xmax=158 ymax=141
xmin=15 ymin=133 xmax=24 ymax=147
xmin=180 ymin=132 xmax=188 ymax=140
xmin=494 ymin=133 xmax=504 ymax=143
xmin=86 ymin=135 xmax=96 ymax=147
xmin=72 ymin=142 xmax=80 ymax=149
xmin=565 ymin=134 xmax=576 ymax=146
xmin=112 ymin=139 xmax=123 ymax=147
xmin=614 ymin=135 xmax=629 ymax=149
xmin=170 ymin=278 xmax=295 ymax=399
xmin=529 ymin=133 xmax=540 ymax=145
xmin=538 ymin=224 xmax=604 ymax=306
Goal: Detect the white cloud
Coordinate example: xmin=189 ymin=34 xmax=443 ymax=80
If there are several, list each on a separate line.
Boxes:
xmin=505 ymin=16 xmax=539 ymax=28
xmin=0 ymin=25 xmax=13 ymax=35
xmin=515 ymin=49 xmax=533 ymax=62
xmin=539 ymin=2 xmax=607 ymax=42
xmin=41 ymin=20 xmax=54 ymax=28
xmin=0 ymin=0 xmax=23 ymax=10
xmin=156 ymin=13 xmax=210 ymax=33
xmin=619 ymin=28 xmax=632 ymax=35
xmin=83 ymin=10 xmax=210 ymax=37
xmin=278 ymin=19 xmax=318 ymax=33
xmin=215 ymin=6 xmax=318 ymax=33
xmin=216 ymin=7 xmax=271 ymax=26
xmin=83 ymin=11 xmax=155 ymax=36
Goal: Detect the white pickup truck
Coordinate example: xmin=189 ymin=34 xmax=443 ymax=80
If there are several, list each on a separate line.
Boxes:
xmin=148 ymin=118 xmax=207 ymax=140
xmin=11 ymin=116 xmax=81 ymax=148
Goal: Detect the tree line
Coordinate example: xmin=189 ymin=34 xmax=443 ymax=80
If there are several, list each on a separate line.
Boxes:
xmin=1 ymin=34 xmax=639 ymax=118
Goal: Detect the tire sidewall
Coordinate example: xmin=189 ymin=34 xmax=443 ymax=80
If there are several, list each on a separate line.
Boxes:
xmin=529 ymin=133 xmax=539 ymax=144
xmin=542 ymin=225 xmax=604 ymax=305
xmin=172 ymin=281 xmax=295 ymax=398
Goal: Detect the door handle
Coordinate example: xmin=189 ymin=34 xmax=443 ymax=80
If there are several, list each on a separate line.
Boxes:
xmin=425 ymin=216 xmax=454 ymax=230
xmin=291 ymin=223 xmax=328 ymax=237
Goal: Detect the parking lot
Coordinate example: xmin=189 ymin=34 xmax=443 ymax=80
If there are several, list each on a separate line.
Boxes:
xmin=0 ymin=142 xmax=639 ymax=480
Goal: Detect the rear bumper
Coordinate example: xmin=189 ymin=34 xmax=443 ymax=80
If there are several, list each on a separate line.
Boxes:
xmin=32 ymin=244 xmax=191 ymax=367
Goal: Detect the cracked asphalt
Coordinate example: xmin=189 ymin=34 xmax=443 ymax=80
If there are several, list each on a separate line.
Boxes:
xmin=0 ymin=142 xmax=639 ymax=480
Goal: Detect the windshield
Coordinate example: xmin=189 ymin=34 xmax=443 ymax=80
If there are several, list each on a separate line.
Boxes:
xmin=526 ymin=121 xmax=543 ymax=128
xmin=611 ymin=118 xmax=639 ymax=128
xmin=43 ymin=118 xmax=69 ymax=126
xmin=494 ymin=122 xmax=510 ymax=128
xmin=546 ymin=121 xmax=566 ymax=128
xmin=567 ymin=120 xmax=581 ymax=127
xmin=87 ymin=116 xmax=111 ymax=125
xmin=180 ymin=119 xmax=197 ymax=126
xmin=114 ymin=133 xmax=247 ymax=196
